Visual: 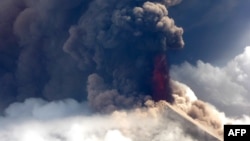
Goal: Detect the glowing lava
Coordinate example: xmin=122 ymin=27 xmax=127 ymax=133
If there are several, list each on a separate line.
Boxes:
xmin=152 ymin=54 xmax=173 ymax=102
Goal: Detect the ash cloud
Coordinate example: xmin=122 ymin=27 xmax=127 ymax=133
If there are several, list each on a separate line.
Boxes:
xmin=0 ymin=0 xmax=184 ymax=111
xmin=86 ymin=73 xmax=141 ymax=113
xmin=62 ymin=0 xmax=184 ymax=110
xmin=0 ymin=0 xmax=89 ymax=111
xmin=171 ymin=80 xmax=224 ymax=137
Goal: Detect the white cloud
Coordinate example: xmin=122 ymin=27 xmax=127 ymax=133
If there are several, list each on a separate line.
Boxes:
xmin=3 ymin=98 xmax=89 ymax=120
xmin=0 ymin=84 xmax=248 ymax=141
xmin=0 ymin=98 xmax=199 ymax=141
xmin=170 ymin=46 xmax=250 ymax=116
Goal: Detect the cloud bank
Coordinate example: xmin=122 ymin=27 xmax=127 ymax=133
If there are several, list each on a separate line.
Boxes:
xmin=171 ymin=46 xmax=250 ymax=116
xmin=1 ymin=79 xmax=249 ymax=141
xmin=0 ymin=98 xmax=201 ymax=141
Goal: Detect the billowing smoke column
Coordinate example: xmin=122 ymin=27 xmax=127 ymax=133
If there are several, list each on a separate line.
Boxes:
xmin=63 ymin=0 xmax=185 ymax=111
xmin=0 ymin=0 xmax=184 ymax=112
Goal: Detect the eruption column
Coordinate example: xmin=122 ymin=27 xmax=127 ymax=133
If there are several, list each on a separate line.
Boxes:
xmin=152 ymin=54 xmax=173 ymax=103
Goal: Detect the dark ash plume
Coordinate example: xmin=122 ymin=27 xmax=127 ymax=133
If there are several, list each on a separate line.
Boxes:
xmin=63 ymin=0 xmax=184 ymax=111
xmin=0 ymin=0 xmax=184 ymax=112
xmin=0 ymin=0 xmax=89 ymax=111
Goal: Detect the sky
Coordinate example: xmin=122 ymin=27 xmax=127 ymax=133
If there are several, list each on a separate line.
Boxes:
xmin=0 ymin=0 xmax=250 ymax=141
xmin=168 ymin=0 xmax=250 ymax=65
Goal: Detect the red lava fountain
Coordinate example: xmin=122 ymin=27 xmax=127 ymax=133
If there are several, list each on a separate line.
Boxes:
xmin=152 ymin=54 xmax=173 ymax=103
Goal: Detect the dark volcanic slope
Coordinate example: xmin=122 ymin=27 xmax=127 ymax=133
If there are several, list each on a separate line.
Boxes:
xmin=165 ymin=103 xmax=222 ymax=141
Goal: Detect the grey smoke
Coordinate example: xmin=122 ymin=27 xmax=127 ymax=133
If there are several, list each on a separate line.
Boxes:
xmin=0 ymin=0 xmax=89 ymax=111
xmin=87 ymin=73 xmax=137 ymax=113
xmin=171 ymin=80 xmax=223 ymax=137
xmin=0 ymin=0 xmax=184 ymax=112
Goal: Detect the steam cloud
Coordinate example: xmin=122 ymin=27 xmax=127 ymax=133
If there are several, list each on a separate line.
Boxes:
xmin=171 ymin=46 xmax=250 ymax=116
xmin=0 ymin=98 xmax=201 ymax=141
xmin=1 ymin=81 xmax=248 ymax=141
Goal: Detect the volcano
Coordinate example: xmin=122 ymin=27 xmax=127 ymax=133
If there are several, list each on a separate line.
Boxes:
xmin=164 ymin=102 xmax=223 ymax=141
